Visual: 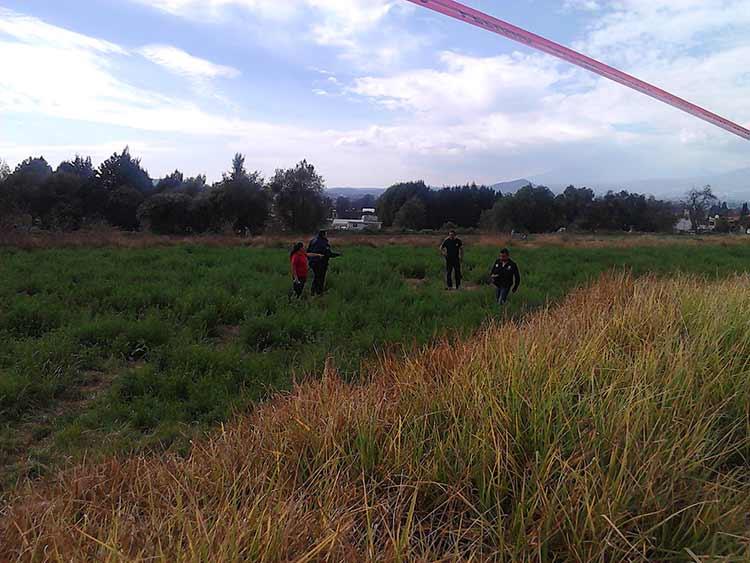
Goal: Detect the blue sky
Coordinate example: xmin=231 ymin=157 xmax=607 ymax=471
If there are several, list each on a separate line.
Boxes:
xmin=0 ymin=0 xmax=748 ymax=191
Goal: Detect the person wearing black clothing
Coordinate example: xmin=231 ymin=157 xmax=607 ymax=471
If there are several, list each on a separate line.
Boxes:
xmin=490 ymin=248 xmax=521 ymax=305
xmin=307 ymin=230 xmax=341 ymax=296
xmin=440 ymin=230 xmax=464 ymax=290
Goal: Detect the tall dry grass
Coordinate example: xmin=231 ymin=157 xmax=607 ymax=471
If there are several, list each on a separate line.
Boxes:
xmin=2 ymin=273 xmax=750 ymax=561
xmin=3 ymin=227 xmax=749 ymax=251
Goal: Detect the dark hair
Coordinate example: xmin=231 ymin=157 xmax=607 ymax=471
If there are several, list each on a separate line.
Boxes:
xmin=318 ymin=230 xmax=327 ymax=238
xmin=500 ymin=248 xmax=510 ymax=255
xmin=290 ymin=242 xmax=304 ymax=258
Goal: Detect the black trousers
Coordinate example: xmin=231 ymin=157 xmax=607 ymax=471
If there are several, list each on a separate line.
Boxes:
xmin=291 ymin=278 xmax=307 ymax=299
xmin=310 ymin=261 xmax=328 ymax=295
xmin=445 ymin=258 xmax=462 ymax=289
xmin=496 ymin=285 xmax=511 ymax=304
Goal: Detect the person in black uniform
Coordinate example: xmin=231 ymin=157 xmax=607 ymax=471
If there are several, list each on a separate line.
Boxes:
xmin=306 ymin=230 xmax=341 ymax=296
xmin=440 ymin=230 xmax=464 ymax=290
xmin=490 ymin=248 xmax=521 ymax=305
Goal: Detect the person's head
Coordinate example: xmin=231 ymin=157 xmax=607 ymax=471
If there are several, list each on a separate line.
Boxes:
xmin=290 ymin=242 xmax=304 ymax=257
xmin=318 ymin=230 xmax=327 ymax=239
xmin=448 ymin=230 xmax=456 ymax=239
xmin=500 ymin=248 xmax=510 ymax=261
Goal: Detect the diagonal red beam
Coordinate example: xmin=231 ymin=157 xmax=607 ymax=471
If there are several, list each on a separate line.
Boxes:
xmin=404 ymin=0 xmax=750 ymax=140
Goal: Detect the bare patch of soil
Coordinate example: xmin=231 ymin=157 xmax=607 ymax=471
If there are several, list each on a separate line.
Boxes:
xmin=404 ymin=278 xmax=428 ymax=288
xmin=217 ymin=325 xmax=242 ymax=345
xmin=460 ymin=283 xmax=484 ymax=292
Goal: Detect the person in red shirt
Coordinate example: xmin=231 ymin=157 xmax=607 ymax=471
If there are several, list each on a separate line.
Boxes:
xmin=289 ymin=242 xmax=322 ymax=299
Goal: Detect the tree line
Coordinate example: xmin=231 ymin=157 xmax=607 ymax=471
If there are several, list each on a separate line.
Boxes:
xmin=1 ymin=149 xmax=746 ymax=235
xmin=0 ymin=150 xmax=329 ymax=234
xmin=376 ymin=182 xmax=680 ymax=233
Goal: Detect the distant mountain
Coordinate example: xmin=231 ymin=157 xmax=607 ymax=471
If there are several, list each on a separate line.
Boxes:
xmin=490 ymin=179 xmax=535 ymax=194
xmin=528 ymin=168 xmax=750 ymax=201
xmin=620 ymin=168 xmax=750 ymax=202
xmin=326 ymin=187 xmax=386 ymax=199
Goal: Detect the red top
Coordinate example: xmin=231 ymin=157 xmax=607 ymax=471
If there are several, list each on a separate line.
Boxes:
xmin=291 ymin=250 xmax=309 ymax=278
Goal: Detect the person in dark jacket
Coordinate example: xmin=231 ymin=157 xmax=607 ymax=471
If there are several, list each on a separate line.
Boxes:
xmin=307 ymin=230 xmax=341 ymax=296
xmin=490 ymin=248 xmax=521 ymax=305
xmin=440 ymin=230 xmax=464 ymax=290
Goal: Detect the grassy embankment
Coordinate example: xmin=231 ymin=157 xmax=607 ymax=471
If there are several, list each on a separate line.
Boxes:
xmin=2 ymin=272 xmax=750 ymax=561
xmin=1 ymin=241 xmax=750 ymax=485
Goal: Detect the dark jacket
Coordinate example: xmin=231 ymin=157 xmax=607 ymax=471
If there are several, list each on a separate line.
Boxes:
xmin=307 ymin=236 xmax=340 ymax=265
xmin=491 ymin=258 xmax=521 ymax=290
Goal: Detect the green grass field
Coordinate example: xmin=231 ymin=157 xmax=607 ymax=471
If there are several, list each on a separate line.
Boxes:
xmin=2 ymin=242 xmax=750 ymax=483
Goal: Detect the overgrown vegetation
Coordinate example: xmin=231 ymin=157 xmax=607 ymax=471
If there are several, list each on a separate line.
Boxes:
xmin=3 ymin=273 xmax=750 ymax=560
xmin=5 ymin=148 xmax=747 ymax=236
xmin=2 ymin=242 xmax=750 ymax=486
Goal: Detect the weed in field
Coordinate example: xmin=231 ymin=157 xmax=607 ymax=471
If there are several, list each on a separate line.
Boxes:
xmin=1 ymin=242 xmax=750 ymax=485
xmin=3 ymin=274 xmax=750 ymax=560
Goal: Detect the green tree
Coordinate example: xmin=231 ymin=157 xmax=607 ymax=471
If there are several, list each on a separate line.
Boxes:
xmin=394 ymin=196 xmax=427 ymax=230
xmin=269 ymin=159 xmax=328 ymax=232
xmin=488 ymin=185 xmax=560 ymax=233
xmin=137 ymin=192 xmax=193 ymax=234
xmin=105 ymin=186 xmax=145 ymax=230
xmin=156 ymin=170 xmax=184 ymax=192
xmin=377 ymin=181 xmax=430 ymax=227
xmin=8 ymin=156 xmax=53 ymax=187
xmin=215 ymin=153 xmax=270 ymax=234
xmin=29 ymin=172 xmax=86 ymax=230
xmin=98 ymin=147 xmax=152 ymax=192
xmin=556 ymin=185 xmax=595 ymax=228
xmin=57 ymin=155 xmax=95 ymax=179
xmin=1 ymin=157 xmax=54 ymax=220
xmin=685 ymin=186 xmax=717 ymax=232
xmin=181 ymin=175 xmax=207 ymax=197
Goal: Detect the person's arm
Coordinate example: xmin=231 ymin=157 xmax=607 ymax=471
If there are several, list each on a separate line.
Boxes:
xmin=440 ymin=240 xmax=447 ymax=257
xmin=291 ymin=259 xmax=298 ymax=282
xmin=512 ymin=263 xmax=521 ymax=292
xmin=490 ymin=261 xmax=499 ymax=281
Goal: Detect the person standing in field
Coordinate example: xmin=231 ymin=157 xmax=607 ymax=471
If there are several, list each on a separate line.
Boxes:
xmin=289 ymin=242 xmax=322 ymax=300
xmin=490 ymin=248 xmax=521 ymax=305
xmin=307 ymin=230 xmax=341 ymax=296
xmin=440 ymin=230 xmax=464 ymax=290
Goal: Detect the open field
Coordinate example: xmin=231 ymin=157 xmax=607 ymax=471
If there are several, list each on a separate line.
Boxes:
xmin=3 ymin=240 xmax=750 ymax=488
xmin=3 ymin=273 xmax=750 ymax=561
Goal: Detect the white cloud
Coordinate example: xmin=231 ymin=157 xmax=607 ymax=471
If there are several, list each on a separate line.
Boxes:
xmin=563 ymin=0 xmax=602 ymax=11
xmin=0 ymin=7 xmax=125 ymax=54
xmin=351 ymin=51 xmax=565 ymax=117
xmin=130 ymin=0 xmax=413 ymax=70
xmin=0 ymin=9 xmax=251 ymax=136
xmin=139 ymin=45 xmax=240 ymax=80
xmin=580 ymin=0 xmax=750 ymax=60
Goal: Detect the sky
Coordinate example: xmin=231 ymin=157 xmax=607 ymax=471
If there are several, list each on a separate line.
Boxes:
xmin=0 ymin=0 xmax=748 ymax=191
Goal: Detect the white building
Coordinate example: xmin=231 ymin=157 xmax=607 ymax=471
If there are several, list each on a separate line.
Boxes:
xmin=331 ymin=208 xmax=383 ymax=231
xmin=674 ymin=217 xmax=692 ymax=233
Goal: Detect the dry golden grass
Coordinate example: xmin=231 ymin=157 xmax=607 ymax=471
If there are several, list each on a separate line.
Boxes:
xmin=2 ymin=227 xmax=749 ymax=251
xmin=3 ymin=273 xmax=750 ymax=561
